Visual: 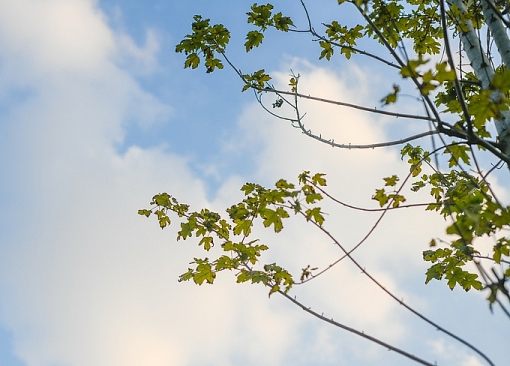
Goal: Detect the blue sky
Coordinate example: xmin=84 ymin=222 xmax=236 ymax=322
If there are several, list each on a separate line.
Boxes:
xmin=0 ymin=1 xmax=508 ymax=365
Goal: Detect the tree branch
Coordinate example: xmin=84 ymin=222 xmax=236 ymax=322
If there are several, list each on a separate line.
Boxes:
xmin=278 ymin=291 xmax=436 ymax=366
xmin=263 ymin=87 xmax=438 ymax=122
xmin=257 ymin=86 xmax=440 ymax=149
xmin=296 ymin=0 xmax=400 ymax=69
xmin=303 ymin=214 xmax=496 ymax=366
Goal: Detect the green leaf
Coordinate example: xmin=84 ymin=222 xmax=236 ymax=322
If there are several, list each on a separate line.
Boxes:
xmin=298 ymin=171 xmax=310 ymax=184
xmin=275 ymin=179 xmax=295 ymax=190
xmin=383 ymin=175 xmax=399 ymax=187
xmin=153 ymin=193 xmax=172 ymax=207
xmin=494 ymin=239 xmax=510 ymax=263
xmin=260 ymin=207 xmax=289 ymax=232
xmin=175 ymin=15 xmax=230 ymax=74
xmin=215 ymin=255 xmax=234 ymax=271
xmin=319 ymin=41 xmax=334 ymax=60
xmin=138 ymin=209 xmax=151 ymax=217
xmin=372 ymin=189 xmax=388 ymax=207
xmin=155 ymin=210 xmax=171 ymax=229
xmin=400 ymin=144 xmax=430 ymax=177
xmin=194 ymin=262 xmax=216 ymax=285
xmin=242 ymin=69 xmax=272 ymax=91
xmin=249 ymin=271 xmax=270 ymax=284
xmin=204 ymin=58 xmax=224 ymax=73
xmin=311 ymin=173 xmax=327 ymax=186
xmin=233 ymin=219 xmax=252 ymax=236
xmin=446 ymin=144 xmax=471 ymax=167
xmin=268 ymin=284 xmax=280 ymax=297
xmin=178 ymin=221 xmax=193 ymax=240
xmin=305 ymin=192 xmax=323 ymax=204
xmin=380 ymin=85 xmax=400 ymax=105
xmin=289 ymin=77 xmax=298 ymax=92
xmin=435 ymin=62 xmax=456 ymax=82
xmin=199 ymin=236 xmax=214 ymax=251
xmin=400 ymin=58 xmax=428 ymax=78
xmin=241 ymin=183 xmax=257 ymax=195
xmin=273 ymin=12 xmax=294 ymax=31
xmin=178 ymin=269 xmax=194 ymax=282
xmin=236 ymin=269 xmax=250 ymax=283
xmin=245 ymin=30 xmax=264 ymax=51
xmin=389 ymin=193 xmax=406 ymax=208
xmin=305 ymin=207 xmax=324 ymax=226
xmin=184 ymin=53 xmax=200 ymax=69
xmin=247 ymin=4 xmax=274 ymax=29
xmin=490 ymin=68 xmax=510 ymax=91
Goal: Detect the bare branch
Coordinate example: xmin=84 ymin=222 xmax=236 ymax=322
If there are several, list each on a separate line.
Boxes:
xmin=258 ymin=86 xmax=441 ymax=149
xmin=299 ymin=127 xmax=438 ymax=149
xmin=263 ymin=87 xmax=438 ymax=122
xmin=314 ymin=185 xmax=433 ymax=212
xmin=303 ymin=214 xmax=496 ymax=366
xmin=472 ymin=255 xmax=510 ymax=265
xmin=278 ymin=291 xmax=436 ymax=366
xmin=296 ymin=0 xmax=400 ymax=69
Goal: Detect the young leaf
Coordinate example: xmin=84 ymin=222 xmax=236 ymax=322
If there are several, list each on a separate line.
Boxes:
xmin=245 ymin=30 xmax=264 ymax=51
xmin=194 ymin=262 xmax=216 ymax=285
xmin=305 ymin=207 xmax=325 ymax=226
xmin=199 ymin=236 xmax=214 ymax=251
xmin=319 ymin=41 xmax=334 ymax=60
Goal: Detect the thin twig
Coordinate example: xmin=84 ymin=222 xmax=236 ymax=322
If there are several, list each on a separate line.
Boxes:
xmin=263 ymin=87 xmax=438 ymax=122
xmin=304 ymin=214 xmax=496 ymax=366
xmin=278 ymin=291 xmax=436 ymax=366
xmin=440 ymin=0 xmax=474 ymax=137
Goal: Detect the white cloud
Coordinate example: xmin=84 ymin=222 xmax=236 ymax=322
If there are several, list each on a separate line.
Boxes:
xmin=429 ymin=339 xmax=485 ymax=366
xmin=220 ymin=61 xmax=424 ymax=342
xmin=115 ymin=29 xmax=161 ymax=76
xmin=218 ymin=59 xmax=508 ymax=365
xmin=0 ymin=1 xmax=300 ymax=365
xmin=0 ymin=2 xmax=507 ymax=366
xmin=0 ymin=0 xmax=113 ymax=77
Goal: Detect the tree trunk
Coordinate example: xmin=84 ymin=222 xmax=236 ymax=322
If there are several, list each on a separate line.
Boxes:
xmin=448 ymin=0 xmax=510 ymax=157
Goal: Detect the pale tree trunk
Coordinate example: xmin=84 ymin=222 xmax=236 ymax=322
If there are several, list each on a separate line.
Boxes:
xmin=448 ymin=0 xmax=510 ymax=157
xmin=480 ymin=0 xmax=510 ymax=67
xmin=480 ymin=0 xmax=510 ymax=155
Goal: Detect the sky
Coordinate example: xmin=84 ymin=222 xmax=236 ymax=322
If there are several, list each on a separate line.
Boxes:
xmin=0 ymin=1 xmax=508 ymax=365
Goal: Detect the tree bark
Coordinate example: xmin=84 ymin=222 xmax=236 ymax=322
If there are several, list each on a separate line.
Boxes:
xmin=448 ymin=0 xmax=510 ymax=157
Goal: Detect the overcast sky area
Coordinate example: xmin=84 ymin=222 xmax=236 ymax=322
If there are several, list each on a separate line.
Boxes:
xmin=0 ymin=1 xmax=508 ymax=365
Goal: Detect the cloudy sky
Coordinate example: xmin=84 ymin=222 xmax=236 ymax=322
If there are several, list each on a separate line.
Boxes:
xmin=0 ymin=1 xmax=508 ymax=365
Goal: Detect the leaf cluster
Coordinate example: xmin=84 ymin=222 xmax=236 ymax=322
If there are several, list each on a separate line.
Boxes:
xmin=169 ymin=0 xmax=510 ymax=323
xmin=436 ymin=69 xmax=510 ymax=141
xmin=372 ymin=174 xmax=406 ymax=208
xmin=139 ymin=172 xmax=328 ymax=296
xmin=402 ymin=146 xmax=510 ymax=305
xmin=245 ymin=3 xmax=294 ymax=51
xmin=175 ymin=15 xmax=230 ymax=73
xmin=399 ymin=59 xmax=456 ymax=97
xmin=321 ymin=21 xmax=363 ymax=60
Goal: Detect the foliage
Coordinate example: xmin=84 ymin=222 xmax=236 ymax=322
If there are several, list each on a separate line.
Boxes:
xmin=139 ymin=172 xmax=327 ymax=295
xmin=144 ymin=1 xmax=510 ymax=365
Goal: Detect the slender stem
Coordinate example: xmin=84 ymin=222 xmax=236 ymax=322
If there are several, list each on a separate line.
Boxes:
xmin=304 ymin=215 xmax=496 ymax=366
xmin=278 ymin=291 xmax=436 ymax=366
xmin=297 ymin=0 xmax=400 ymax=69
xmin=264 ymin=88 xmax=437 ymax=122
xmin=439 ymin=0 xmax=474 ymax=137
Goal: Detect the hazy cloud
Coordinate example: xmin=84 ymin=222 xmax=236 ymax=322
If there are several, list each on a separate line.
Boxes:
xmin=0 ymin=2 xmax=507 ymax=366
